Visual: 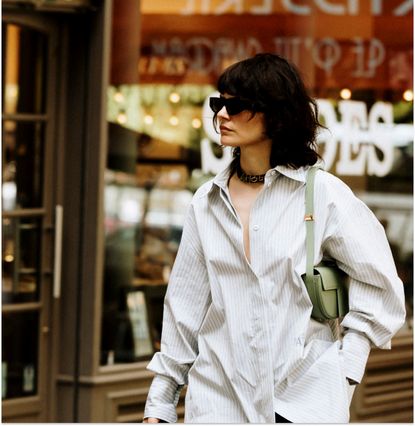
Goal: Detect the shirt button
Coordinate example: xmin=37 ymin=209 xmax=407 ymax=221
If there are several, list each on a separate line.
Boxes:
xmin=271 ymin=170 xmax=277 ymax=175
xmin=253 ymin=225 xmax=259 ymax=231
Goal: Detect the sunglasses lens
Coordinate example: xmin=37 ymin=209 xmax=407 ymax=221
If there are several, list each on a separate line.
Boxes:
xmin=226 ymin=99 xmax=246 ymax=115
xmin=209 ymin=97 xmax=224 ymax=114
xmin=209 ymin=97 xmax=253 ymax=115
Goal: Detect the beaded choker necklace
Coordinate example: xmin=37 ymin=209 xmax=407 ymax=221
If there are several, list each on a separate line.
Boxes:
xmin=236 ymin=163 xmax=265 ymax=184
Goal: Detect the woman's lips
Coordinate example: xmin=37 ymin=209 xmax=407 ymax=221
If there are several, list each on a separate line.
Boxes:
xmin=220 ymin=125 xmax=232 ymax=133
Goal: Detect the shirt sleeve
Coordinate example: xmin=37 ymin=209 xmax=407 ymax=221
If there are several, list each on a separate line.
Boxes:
xmin=144 ymin=203 xmax=211 ymax=422
xmin=321 ymin=175 xmax=406 ymax=384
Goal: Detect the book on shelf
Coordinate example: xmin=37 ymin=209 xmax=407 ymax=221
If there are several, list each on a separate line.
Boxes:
xmin=126 ymin=290 xmax=154 ymax=358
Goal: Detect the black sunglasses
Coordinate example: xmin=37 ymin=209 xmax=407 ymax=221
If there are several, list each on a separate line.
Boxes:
xmin=209 ymin=97 xmax=257 ymax=116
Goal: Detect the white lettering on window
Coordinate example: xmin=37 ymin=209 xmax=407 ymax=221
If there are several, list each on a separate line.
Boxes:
xmin=201 ymin=138 xmax=233 ymax=174
xmin=336 ymin=101 xmax=371 ymax=175
xmin=273 ymin=37 xmax=303 ymax=64
xmin=181 ymin=0 xmax=195 ymax=15
xmin=282 ymin=0 xmax=311 ymax=15
xmin=394 ymin=0 xmax=413 ymax=16
xmin=371 ymin=0 xmax=383 ymax=15
xmin=348 ymin=0 xmax=359 ymax=15
xmin=251 ymin=0 xmax=273 ymax=14
xmin=186 ymin=37 xmax=215 ymax=73
xmin=181 ymin=0 xmax=212 ymax=14
xmin=311 ymin=38 xmax=342 ymax=74
xmin=180 ymin=0 xmax=413 ymax=15
xmin=317 ymin=100 xmax=395 ymax=176
xmin=316 ymin=99 xmax=339 ymax=171
xmin=215 ymin=0 xmax=243 ymax=14
xmin=367 ymin=102 xmax=394 ymax=176
xmin=201 ymin=95 xmax=400 ymax=176
xmin=353 ymin=38 xmax=385 ymax=78
xmin=314 ymin=0 xmax=346 ymax=15
xmin=143 ymin=37 xmax=390 ymax=81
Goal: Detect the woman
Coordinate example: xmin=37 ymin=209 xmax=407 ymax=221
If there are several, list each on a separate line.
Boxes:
xmin=143 ymin=53 xmax=406 ymax=423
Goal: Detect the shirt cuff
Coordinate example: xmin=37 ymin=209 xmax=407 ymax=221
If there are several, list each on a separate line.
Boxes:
xmin=143 ymin=374 xmax=182 ymax=423
xmin=340 ymin=330 xmax=371 ymax=384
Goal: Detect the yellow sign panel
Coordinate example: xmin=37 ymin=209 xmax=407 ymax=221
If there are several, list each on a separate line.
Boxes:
xmin=141 ymin=0 xmax=412 ymax=16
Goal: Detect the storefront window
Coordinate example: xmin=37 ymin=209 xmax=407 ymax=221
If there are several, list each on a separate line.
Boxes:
xmin=2 ymin=21 xmax=49 ymax=403
xmin=2 ymin=311 xmax=39 ymax=399
xmin=2 ymin=121 xmax=45 ymax=210
xmin=2 ymin=24 xmax=47 ymax=115
xmin=102 ymin=0 xmax=413 ymax=365
xmin=2 ymin=216 xmax=41 ymax=304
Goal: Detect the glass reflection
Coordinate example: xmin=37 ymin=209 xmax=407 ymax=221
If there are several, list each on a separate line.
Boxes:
xmin=3 ymin=23 xmax=47 ymax=115
xmin=2 ymin=121 xmax=44 ymax=209
xmin=101 ymin=163 xmax=194 ymax=364
xmin=2 ymin=217 xmax=41 ymax=304
xmin=2 ymin=311 xmax=39 ymax=399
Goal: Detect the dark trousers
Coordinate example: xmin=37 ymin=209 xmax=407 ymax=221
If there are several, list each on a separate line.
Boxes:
xmin=275 ymin=412 xmax=291 ymax=423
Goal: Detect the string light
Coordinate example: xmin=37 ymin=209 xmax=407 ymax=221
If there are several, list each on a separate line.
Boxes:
xmin=192 ymin=118 xmax=202 ymax=129
xmin=169 ymin=92 xmax=181 ymax=103
xmin=340 ymin=88 xmax=352 ymax=100
xmin=169 ymin=115 xmax=179 ymax=126
xmin=117 ymin=111 xmax=127 ymax=124
xmin=144 ymin=114 xmax=154 ymax=125
xmin=403 ymin=90 xmax=413 ymax=102
xmin=114 ymin=91 xmax=124 ymax=103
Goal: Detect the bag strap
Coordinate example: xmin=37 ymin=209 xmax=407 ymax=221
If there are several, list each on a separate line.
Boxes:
xmin=304 ymin=166 xmax=342 ymax=336
xmin=305 ymin=166 xmax=319 ymax=283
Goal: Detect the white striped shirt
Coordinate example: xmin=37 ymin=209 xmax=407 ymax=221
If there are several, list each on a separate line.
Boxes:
xmin=144 ymin=164 xmax=406 ymax=423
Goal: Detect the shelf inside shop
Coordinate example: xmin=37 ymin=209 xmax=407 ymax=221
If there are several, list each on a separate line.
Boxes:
xmin=132 ymin=278 xmax=166 ymax=287
xmin=350 ymin=330 xmax=413 ymax=423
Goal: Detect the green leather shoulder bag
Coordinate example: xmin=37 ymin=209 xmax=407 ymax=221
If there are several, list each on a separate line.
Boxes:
xmin=302 ymin=166 xmax=349 ymax=321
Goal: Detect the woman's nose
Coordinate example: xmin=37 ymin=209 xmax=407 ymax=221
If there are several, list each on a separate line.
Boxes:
xmin=217 ymin=106 xmax=229 ymax=118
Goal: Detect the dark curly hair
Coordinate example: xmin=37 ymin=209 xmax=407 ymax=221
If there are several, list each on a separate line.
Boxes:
xmin=214 ymin=53 xmax=322 ymax=169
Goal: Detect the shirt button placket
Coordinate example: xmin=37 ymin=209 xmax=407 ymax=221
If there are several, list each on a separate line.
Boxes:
xmin=250 ymin=217 xmax=273 ymax=422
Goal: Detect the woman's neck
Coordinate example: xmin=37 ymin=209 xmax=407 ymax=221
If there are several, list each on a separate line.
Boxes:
xmin=238 ymin=143 xmax=272 ymax=175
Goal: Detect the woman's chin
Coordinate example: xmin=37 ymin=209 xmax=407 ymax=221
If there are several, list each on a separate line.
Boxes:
xmin=220 ymin=138 xmax=238 ymax=147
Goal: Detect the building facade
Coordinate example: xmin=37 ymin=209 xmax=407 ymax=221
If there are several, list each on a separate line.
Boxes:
xmin=2 ymin=0 xmax=413 ymax=422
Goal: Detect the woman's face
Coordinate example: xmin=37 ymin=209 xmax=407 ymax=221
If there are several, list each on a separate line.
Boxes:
xmin=216 ymin=94 xmax=270 ymax=149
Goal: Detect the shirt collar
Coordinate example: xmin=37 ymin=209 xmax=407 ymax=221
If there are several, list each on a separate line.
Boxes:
xmin=274 ymin=165 xmax=308 ymax=183
xmin=212 ymin=163 xmax=233 ymax=191
xmin=208 ymin=162 xmax=315 ymax=195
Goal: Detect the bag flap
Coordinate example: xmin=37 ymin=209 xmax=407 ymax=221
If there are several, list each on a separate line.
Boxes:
xmin=314 ymin=265 xmax=347 ymax=291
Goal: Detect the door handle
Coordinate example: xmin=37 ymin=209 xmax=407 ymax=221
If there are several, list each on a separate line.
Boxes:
xmin=53 ymin=205 xmax=63 ymax=299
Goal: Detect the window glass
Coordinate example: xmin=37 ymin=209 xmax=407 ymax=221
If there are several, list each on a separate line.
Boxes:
xmin=101 ymin=163 xmax=195 ymax=364
xmin=2 ymin=121 xmax=45 ymax=209
xmin=3 ymin=23 xmax=47 ymax=115
xmin=2 ymin=311 xmax=39 ymax=399
xmin=2 ymin=217 xmax=41 ymax=304
xmin=1 ymin=21 xmax=48 ymax=409
xmin=102 ymin=0 xmax=413 ymax=364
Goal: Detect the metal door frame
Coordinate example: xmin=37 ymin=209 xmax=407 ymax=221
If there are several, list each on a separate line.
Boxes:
xmin=2 ymin=10 xmax=64 ymax=422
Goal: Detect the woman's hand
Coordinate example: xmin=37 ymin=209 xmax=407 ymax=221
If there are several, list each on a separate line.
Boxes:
xmin=143 ymin=418 xmax=160 ymax=423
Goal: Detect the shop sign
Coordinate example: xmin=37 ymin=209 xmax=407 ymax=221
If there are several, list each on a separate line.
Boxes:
xmin=182 ymin=0 xmax=413 ymax=15
xmin=139 ymin=36 xmax=397 ymax=82
xmin=201 ymin=94 xmax=412 ymax=177
xmin=139 ymin=0 xmax=413 ymax=87
xmin=143 ymin=0 xmax=413 ymax=16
